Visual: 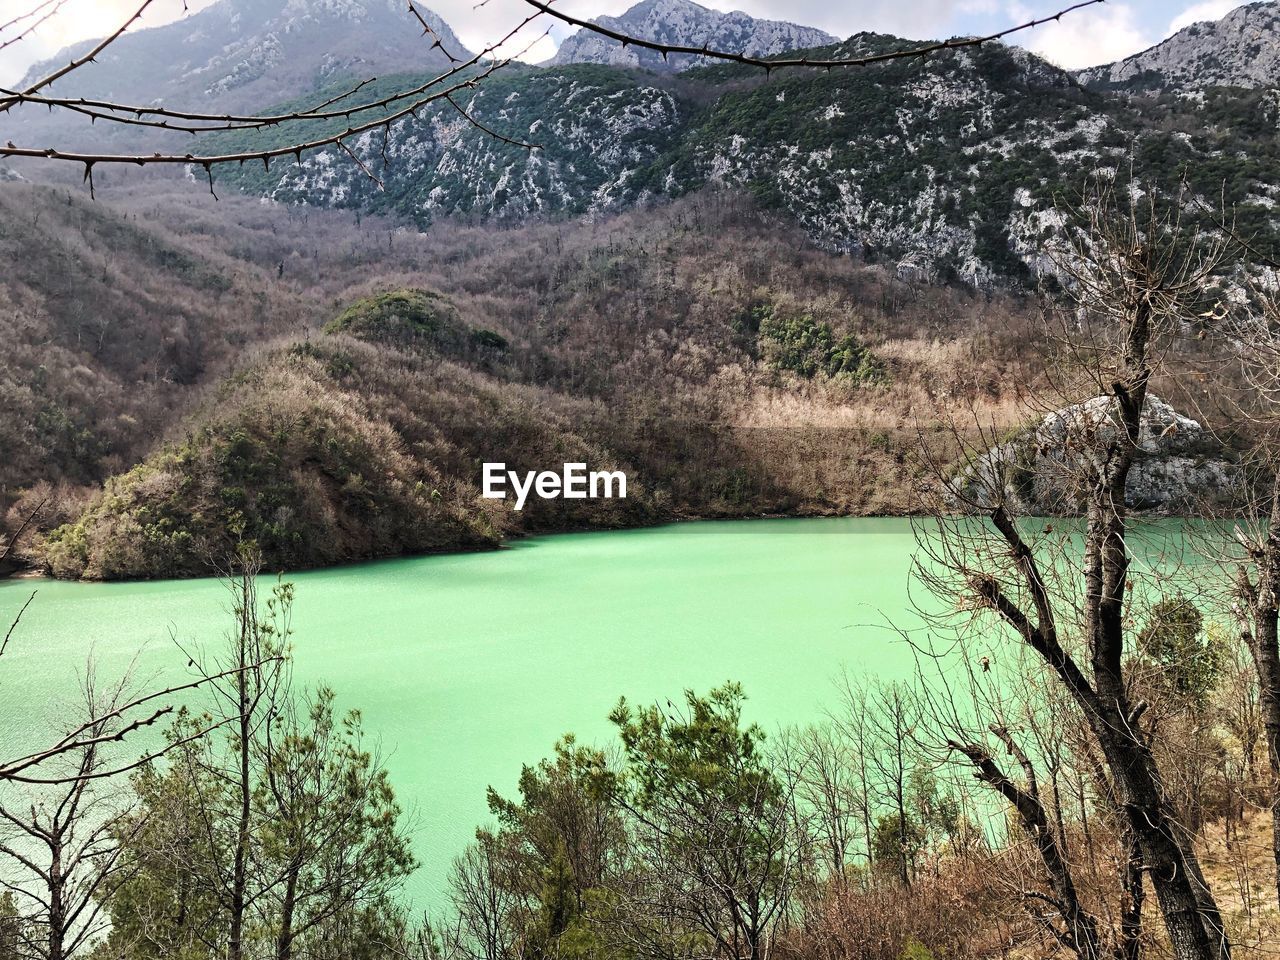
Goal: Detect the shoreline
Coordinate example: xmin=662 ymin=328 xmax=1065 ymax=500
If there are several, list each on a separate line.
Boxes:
xmin=6 ymin=511 xmax=920 ymax=586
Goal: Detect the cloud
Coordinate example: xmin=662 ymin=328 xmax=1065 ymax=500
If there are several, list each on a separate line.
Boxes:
xmin=1009 ymin=1 xmax=1154 ymax=69
xmin=1167 ymin=0 xmax=1246 ymax=34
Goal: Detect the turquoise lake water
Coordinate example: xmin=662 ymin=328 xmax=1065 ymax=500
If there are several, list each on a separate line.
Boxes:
xmin=0 ymin=517 xmax=935 ymax=909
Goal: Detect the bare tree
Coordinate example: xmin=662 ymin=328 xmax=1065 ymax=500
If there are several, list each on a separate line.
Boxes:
xmin=447 ymin=834 xmax=523 ymax=960
xmin=1216 ymin=290 xmax=1280 ymax=908
xmin=177 ymin=557 xmax=290 ymax=960
xmin=917 ymin=186 xmax=1234 ymax=960
xmin=0 ymin=498 xmax=45 ymax=578
xmin=255 ymin=686 xmax=416 ymax=960
xmin=0 ymin=669 xmax=140 ymax=960
xmin=0 ymin=573 xmax=282 ymax=791
xmin=774 ymin=723 xmax=860 ymax=885
xmin=863 ymin=682 xmax=918 ymax=888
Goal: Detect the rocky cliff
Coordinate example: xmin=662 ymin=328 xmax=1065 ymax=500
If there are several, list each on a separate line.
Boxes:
xmin=1079 ymin=1 xmax=1280 ymax=91
xmin=951 ymin=396 xmax=1242 ymax=515
xmin=546 ymin=0 xmax=835 ymax=72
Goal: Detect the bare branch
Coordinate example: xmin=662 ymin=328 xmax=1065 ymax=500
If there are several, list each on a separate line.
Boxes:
xmin=520 ymin=0 xmax=1105 ymax=71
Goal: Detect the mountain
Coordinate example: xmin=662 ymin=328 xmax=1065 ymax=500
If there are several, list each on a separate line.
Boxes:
xmin=11 ymin=1 xmax=1280 ymax=290
xmin=546 ymin=0 xmax=835 ymax=72
xmin=6 ymin=0 xmax=467 ymax=150
xmin=7 ymin=3 xmax=1275 ymax=577
xmin=212 ymin=33 xmax=1280 ymax=288
xmin=1078 ymin=1 xmax=1280 ymax=91
xmin=4 ymin=183 xmax=1032 ymax=579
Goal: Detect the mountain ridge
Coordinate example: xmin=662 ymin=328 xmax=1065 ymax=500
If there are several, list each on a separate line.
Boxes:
xmin=1078 ymin=0 xmax=1280 ymax=91
xmin=545 ymin=0 xmax=836 ymax=72
xmin=7 ymin=0 xmax=468 ymax=151
xmin=7 ymin=0 xmax=1280 ymax=294
xmin=207 ymin=33 xmax=1280 ymax=289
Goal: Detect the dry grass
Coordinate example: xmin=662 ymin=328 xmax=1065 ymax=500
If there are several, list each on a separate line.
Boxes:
xmin=1197 ymin=811 xmax=1280 ymax=958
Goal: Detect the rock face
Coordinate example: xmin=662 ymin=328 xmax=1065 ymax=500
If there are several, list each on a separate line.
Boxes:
xmin=10 ymin=0 xmax=1279 ymax=292
xmin=547 ymin=0 xmax=835 ymax=72
xmin=1078 ymin=1 xmax=1280 ymax=91
xmin=951 ymin=396 xmax=1241 ymax=515
xmin=9 ymin=0 xmax=467 ymax=149
xmin=216 ymin=27 xmax=1279 ymax=289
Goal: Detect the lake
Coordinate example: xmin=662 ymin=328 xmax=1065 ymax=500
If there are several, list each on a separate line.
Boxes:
xmin=0 ymin=517 xmax=930 ymax=910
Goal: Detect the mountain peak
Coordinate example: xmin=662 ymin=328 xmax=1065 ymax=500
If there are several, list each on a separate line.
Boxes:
xmin=16 ymin=0 xmax=467 ymax=107
xmin=547 ymin=0 xmax=835 ymax=72
xmin=1078 ymin=0 xmax=1280 ymax=92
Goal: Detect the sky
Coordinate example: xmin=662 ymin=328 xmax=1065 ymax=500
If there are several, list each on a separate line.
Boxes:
xmin=0 ymin=0 xmax=1255 ymax=87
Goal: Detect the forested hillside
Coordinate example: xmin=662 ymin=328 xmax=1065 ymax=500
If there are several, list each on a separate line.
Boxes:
xmin=3 ymin=0 xmax=1275 ymax=581
xmin=3 ymin=181 xmax=1055 ymax=578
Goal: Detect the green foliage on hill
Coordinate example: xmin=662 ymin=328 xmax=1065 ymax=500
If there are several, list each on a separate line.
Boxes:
xmin=16 ymin=191 xmax=1052 ymax=580
xmin=42 ymin=365 xmax=499 ymax=580
xmin=752 ymin=304 xmax=886 ymax=383
xmin=325 ymin=288 xmax=456 ymax=339
xmin=324 ymin=289 xmax=511 ymax=362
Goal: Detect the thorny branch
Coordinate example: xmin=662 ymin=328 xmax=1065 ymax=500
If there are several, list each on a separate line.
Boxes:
xmin=520 ymin=0 xmax=1106 ymax=71
xmin=0 ymin=0 xmax=1106 ymax=180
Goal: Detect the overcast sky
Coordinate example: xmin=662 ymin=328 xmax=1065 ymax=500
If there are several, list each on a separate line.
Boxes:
xmin=0 ymin=0 xmax=1253 ymax=87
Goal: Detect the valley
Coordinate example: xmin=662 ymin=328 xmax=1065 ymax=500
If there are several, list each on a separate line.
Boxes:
xmin=1 ymin=181 xmax=1048 ymax=579
xmin=4 ymin=3 xmax=1280 ymax=959
xmin=3 ymin=1 xmax=1277 ymax=584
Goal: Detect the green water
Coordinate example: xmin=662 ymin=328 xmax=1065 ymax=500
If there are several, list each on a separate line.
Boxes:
xmin=0 ymin=517 xmax=927 ymax=910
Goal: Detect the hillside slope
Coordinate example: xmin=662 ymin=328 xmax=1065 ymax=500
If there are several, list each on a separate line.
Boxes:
xmin=1079 ymin=1 xmax=1280 ymax=91
xmin=0 ymin=182 xmax=324 ymax=509
xmin=10 ymin=3 xmax=1280 ymax=287
xmin=213 ymin=38 xmax=1280 ymax=286
xmin=4 ymin=185 xmax=1055 ymax=578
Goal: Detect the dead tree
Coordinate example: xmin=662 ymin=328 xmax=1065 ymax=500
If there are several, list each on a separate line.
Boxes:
xmin=172 ymin=556 xmax=290 ymax=960
xmin=0 ymin=589 xmax=280 ymax=789
xmin=1135 ymin=191 xmax=1280 ymax=913
xmin=918 ymin=187 xmax=1233 ymax=960
xmin=0 ymin=671 xmax=140 ymax=960
xmin=949 ymin=727 xmax=1107 ymax=960
xmin=1220 ymin=297 xmax=1280 ymax=909
xmin=1230 ymin=509 xmax=1280 ymax=909
xmin=0 ymin=498 xmax=45 ymax=578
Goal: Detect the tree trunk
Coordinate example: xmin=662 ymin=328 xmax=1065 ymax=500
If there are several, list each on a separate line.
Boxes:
xmin=229 ymin=592 xmax=253 ymax=960
xmin=276 ymin=866 xmax=299 ymax=960
xmin=1082 ymin=285 xmax=1227 ymax=960
xmin=1238 ymin=497 xmax=1280 ymax=911
xmin=48 ymin=836 xmax=65 ymax=960
xmin=1088 ymin=690 xmax=1226 ymax=960
xmin=951 ymin=734 xmax=1105 ymax=960
xmin=1262 ymin=663 xmax=1280 ymax=910
xmin=1119 ymin=829 xmax=1144 ymax=960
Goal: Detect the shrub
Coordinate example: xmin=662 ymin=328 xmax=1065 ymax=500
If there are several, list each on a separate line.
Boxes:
xmin=755 ymin=305 xmax=886 ymax=384
xmin=324 ymin=289 xmax=465 ymax=347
